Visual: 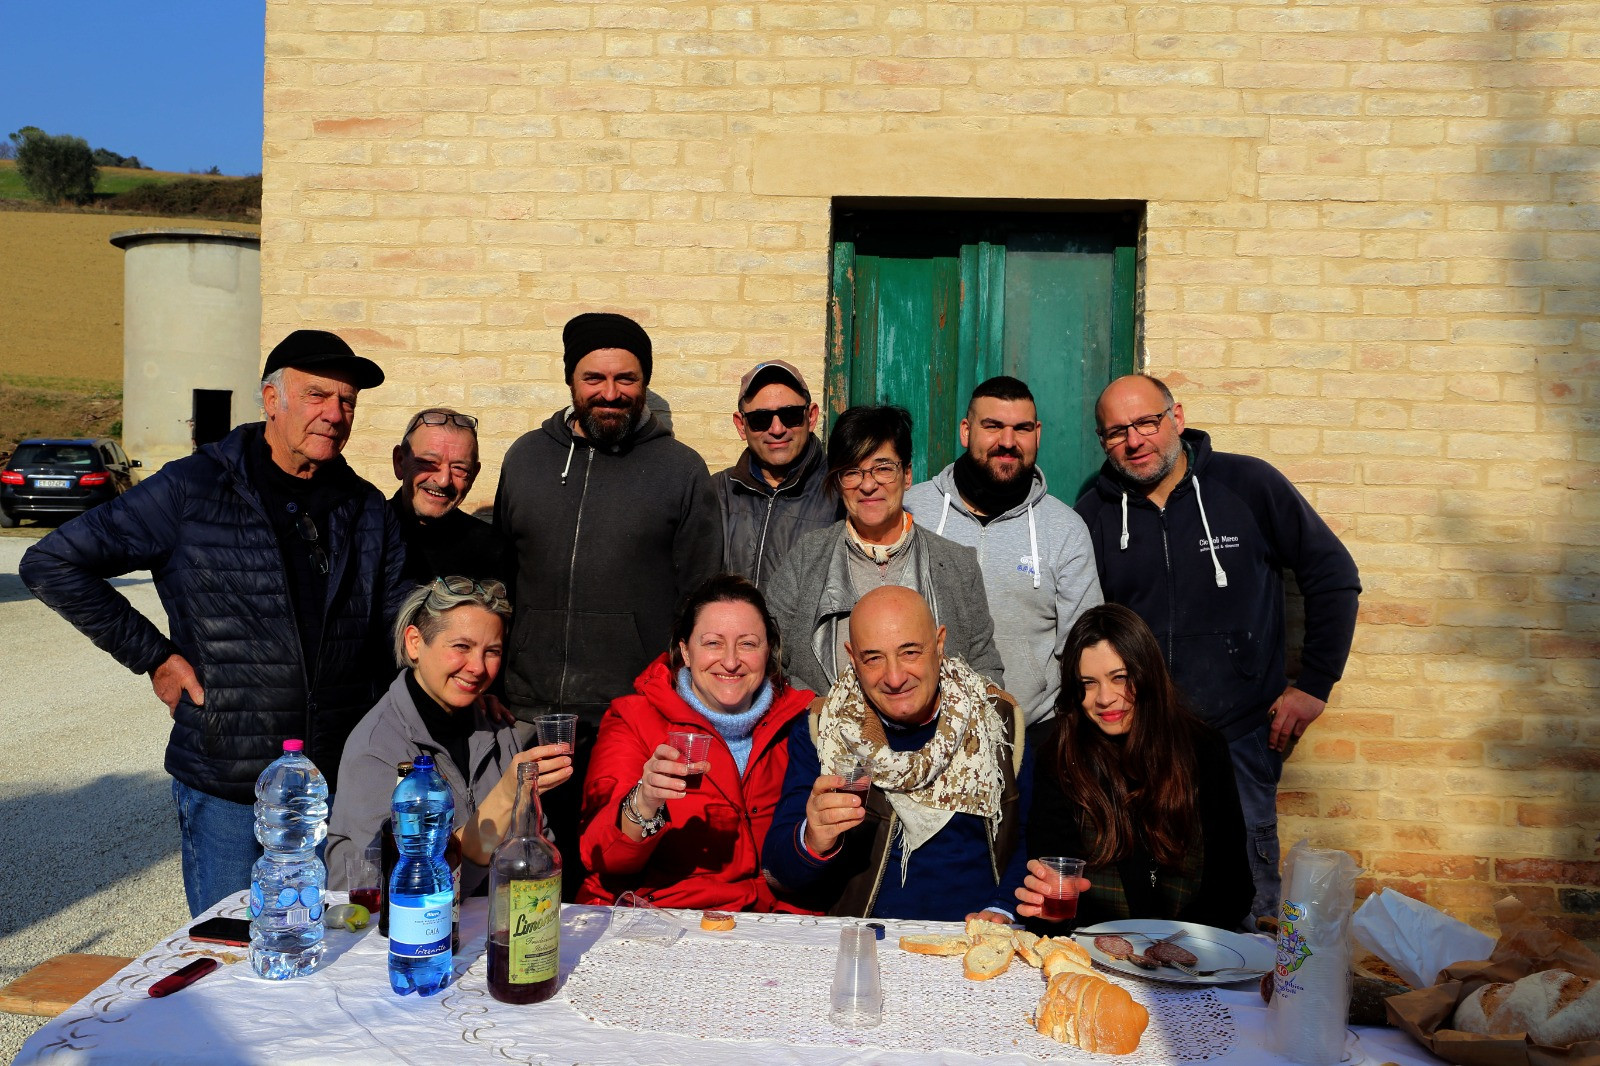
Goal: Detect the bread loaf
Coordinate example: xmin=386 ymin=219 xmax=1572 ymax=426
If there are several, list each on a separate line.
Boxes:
xmin=1453 ymin=969 xmax=1600 ymax=1046
xmin=1035 ymin=971 xmax=1149 ymax=1054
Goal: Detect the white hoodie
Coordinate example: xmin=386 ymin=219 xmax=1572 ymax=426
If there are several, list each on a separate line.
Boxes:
xmin=905 ymin=464 xmax=1102 ymax=727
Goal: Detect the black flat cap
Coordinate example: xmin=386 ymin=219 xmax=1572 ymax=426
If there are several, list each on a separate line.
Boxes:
xmin=261 ymin=329 xmax=384 ymax=389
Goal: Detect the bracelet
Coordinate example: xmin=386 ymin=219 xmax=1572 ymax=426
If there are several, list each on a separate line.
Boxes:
xmin=621 ymin=782 xmax=668 ymax=837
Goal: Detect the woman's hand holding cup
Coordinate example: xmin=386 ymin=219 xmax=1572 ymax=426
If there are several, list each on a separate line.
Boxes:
xmin=638 ymin=742 xmax=691 ymax=815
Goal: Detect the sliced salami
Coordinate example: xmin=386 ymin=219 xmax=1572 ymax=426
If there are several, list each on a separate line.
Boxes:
xmin=1146 ymin=940 xmax=1199 ymax=967
xmin=1094 ymin=934 xmax=1135 ymax=957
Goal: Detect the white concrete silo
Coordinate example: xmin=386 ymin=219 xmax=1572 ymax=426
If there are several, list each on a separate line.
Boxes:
xmin=109 ymin=228 xmax=261 ymax=474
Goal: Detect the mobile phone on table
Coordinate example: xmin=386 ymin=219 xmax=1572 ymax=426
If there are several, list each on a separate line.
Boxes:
xmin=188 ymin=916 xmax=251 ymax=947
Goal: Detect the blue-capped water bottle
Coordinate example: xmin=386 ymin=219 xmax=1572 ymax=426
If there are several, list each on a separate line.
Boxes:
xmin=249 ymin=739 xmax=329 ymax=979
xmin=388 ymin=754 xmax=455 ymax=996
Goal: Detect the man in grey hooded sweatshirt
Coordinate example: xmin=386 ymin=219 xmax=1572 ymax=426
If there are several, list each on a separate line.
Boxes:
xmin=905 ymin=376 xmax=1102 ymax=732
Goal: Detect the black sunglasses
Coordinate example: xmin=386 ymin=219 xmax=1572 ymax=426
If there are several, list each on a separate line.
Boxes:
xmin=404 ymin=409 xmax=479 ymax=437
xmin=742 ymin=405 xmax=808 ymax=432
xmin=296 ymin=513 xmax=330 ymax=576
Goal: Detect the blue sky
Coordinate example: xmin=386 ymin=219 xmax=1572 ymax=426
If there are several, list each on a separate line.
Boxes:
xmin=3 ymin=2 xmax=266 ymax=176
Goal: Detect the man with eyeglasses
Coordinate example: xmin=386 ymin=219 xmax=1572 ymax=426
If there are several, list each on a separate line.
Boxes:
xmin=21 ymin=330 xmax=410 ymax=916
xmin=1076 ymin=373 xmax=1361 ymax=927
xmin=391 ymin=407 xmax=504 ymax=585
xmin=905 ymin=376 xmax=1102 ymax=732
xmin=712 ymin=360 xmax=841 ymax=586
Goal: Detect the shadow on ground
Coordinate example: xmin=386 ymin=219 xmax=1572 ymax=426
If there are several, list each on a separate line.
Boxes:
xmin=0 ymin=772 xmax=178 ymax=941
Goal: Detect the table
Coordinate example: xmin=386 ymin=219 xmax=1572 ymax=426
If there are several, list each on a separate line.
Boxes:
xmin=16 ymin=895 xmax=1445 ymax=1065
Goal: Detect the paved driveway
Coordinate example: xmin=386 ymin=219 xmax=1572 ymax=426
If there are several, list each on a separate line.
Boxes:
xmin=0 ymin=529 xmax=188 ymax=1061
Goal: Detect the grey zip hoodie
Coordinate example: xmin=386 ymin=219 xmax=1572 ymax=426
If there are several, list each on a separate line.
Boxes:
xmin=905 ymin=465 xmax=1101 ymax=726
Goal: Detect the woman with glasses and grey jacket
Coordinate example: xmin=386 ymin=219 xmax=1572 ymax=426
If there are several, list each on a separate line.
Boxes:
xmin=763 ymin=405 xmax=1005 ymax=696
xmin=327 ymin=577 xmax=572 ymax=897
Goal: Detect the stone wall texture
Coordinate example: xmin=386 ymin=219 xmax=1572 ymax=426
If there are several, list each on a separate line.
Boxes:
xmin=262 ymin=0 xmax=1600 ymax=935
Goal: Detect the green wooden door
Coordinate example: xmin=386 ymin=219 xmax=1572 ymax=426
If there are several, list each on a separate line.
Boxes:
xmin=829 ymin=234 xmax=1135 ymax=498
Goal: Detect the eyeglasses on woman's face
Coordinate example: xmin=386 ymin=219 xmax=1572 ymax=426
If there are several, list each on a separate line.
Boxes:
xmin=835 ymin=459 xmax=904 ymax=490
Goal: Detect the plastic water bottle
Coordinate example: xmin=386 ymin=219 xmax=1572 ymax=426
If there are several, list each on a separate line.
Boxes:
xmin=249 ymin=739 xmax=329 ymax=979
xmin=389 ymin=754 xmax=455 ymax=996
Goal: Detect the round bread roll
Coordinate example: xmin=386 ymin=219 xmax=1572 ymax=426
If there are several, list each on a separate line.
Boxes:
xmin=700 ymin=911 xmax=736 ymax=931
xmin=1453 ymin=981 xmax=1512 ymax=1035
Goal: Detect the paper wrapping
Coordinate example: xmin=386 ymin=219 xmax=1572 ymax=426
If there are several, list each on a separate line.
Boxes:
xmin=1386 ymin=896 xmax=1600 ymax=1066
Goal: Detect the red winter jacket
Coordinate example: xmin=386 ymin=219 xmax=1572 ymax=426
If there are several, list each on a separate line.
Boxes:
xmin=577 ymin=654 xmax=816 ymax=912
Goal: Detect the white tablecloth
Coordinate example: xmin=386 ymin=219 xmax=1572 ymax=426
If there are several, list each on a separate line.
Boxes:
xmin=16 ymin=895 xmax=1445 ymax=1066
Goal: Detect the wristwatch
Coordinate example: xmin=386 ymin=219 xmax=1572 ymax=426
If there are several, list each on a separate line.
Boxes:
xmin=622 ymin=782 xmax=668 ymax=837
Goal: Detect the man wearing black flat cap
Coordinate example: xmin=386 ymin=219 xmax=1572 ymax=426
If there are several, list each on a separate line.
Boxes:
xmin=22 ymin=328 xmax=410 ymax=916
xmin=493 ymin=312 xmax=722 ymax=892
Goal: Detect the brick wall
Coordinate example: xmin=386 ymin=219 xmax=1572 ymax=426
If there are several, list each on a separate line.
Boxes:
xmin=262 ymin=0 xmax=1600 ymax=935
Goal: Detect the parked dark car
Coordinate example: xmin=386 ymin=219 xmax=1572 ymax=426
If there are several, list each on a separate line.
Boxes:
xmin=0 ymin=438 xmax=140 ymax=527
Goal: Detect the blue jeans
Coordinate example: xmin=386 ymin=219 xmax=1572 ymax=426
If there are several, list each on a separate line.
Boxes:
xmin=1228 ymin=723 xmax=1284 ymax=929
xmin=172 ymin=779 xmax=261 ymax=917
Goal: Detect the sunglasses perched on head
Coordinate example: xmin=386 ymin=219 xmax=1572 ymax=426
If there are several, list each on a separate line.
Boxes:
xmin=404 ymin=409 xmax=479 ymax=437
xmin=742 ymin=405 xmax=808 ymax=432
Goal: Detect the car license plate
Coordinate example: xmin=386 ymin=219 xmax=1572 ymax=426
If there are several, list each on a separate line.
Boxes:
xmin=34 ymin=479 xmax=70 ymax=489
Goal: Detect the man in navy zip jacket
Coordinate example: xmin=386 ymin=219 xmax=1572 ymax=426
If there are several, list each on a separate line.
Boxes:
xmin=1075 ymin=374 xmax=1360 ymax=926
xmin=21 ymin=330 xmax=409 ymax=916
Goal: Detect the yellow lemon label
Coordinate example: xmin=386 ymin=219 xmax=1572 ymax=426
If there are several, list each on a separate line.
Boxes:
xmin=506 ymin=876 xmax=560 ymax=984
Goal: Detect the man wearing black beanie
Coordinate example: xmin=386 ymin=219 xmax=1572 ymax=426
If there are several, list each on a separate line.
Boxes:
xmin=494 ymin=311 xmax=722 ymax=895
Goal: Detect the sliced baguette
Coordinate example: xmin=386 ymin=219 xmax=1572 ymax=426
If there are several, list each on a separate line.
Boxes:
xmin=1039 ymin=937 xmax=1092 ymax=966
xmin=1012 ymin=929 xmax=1043 ymax=967
xmin=965 ymin=917 xmax=1015 ymax=942
xmin=963 ymin=936 xmax=1015 ymax=981
xmin=1035 ymin=971 xmax=1150 ymax=1054
xmin=1043 ymin=951 xmax=1100 ymax=981
xmin=898 ymin=933 xmax=971 ymax=957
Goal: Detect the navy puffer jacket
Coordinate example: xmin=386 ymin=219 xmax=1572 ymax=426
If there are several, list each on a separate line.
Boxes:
xmin=20 ymin=423 xmax=409 ymax=802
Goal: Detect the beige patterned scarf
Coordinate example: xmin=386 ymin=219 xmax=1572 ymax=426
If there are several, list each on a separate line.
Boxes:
xmin=816 ymin=656 xmax=1008 ymax=883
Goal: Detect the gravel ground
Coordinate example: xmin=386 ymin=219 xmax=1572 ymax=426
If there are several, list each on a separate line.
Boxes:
xmin=0 ymin=528 xmax=188 ymax=1063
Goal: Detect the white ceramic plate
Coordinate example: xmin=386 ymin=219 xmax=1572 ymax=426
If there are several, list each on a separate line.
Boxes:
xmin=1071 ymin=919 xmax=1275 ymax=985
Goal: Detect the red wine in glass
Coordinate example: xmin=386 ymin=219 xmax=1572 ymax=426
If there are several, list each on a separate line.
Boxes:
xmin=1040 ymin=891 xmax=1079 ymax=923
xmin=349 ymin=887 xmax=381 ymax=912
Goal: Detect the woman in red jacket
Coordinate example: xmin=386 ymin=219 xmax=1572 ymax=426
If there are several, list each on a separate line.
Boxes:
xmin=577 ymin=573 xmax=818 ymax=911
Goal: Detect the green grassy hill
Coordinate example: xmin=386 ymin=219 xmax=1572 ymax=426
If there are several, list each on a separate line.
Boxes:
xmin=0 ymin=160 xmax=259 ymax=221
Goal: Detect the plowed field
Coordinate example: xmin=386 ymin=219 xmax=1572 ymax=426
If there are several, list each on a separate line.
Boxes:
xmin=0 ymin=209 xmax=259 ymax=453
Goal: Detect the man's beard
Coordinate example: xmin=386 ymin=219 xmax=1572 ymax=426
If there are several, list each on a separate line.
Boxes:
xmin=1110 ymin=436 xmax=1181 ymax=489
xmin=576 ymin=394 xmax=644 ymax=446
xmin=976 ymin=446 xmax=1031 ymax=486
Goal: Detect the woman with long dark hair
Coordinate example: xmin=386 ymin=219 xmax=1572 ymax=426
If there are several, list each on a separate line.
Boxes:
xmin=1014 ymin=604 xmax=1252 ymax=929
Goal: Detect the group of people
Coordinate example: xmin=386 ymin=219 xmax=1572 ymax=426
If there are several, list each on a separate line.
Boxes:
xmin=20 ymin=312 xmax=1360 ymax=935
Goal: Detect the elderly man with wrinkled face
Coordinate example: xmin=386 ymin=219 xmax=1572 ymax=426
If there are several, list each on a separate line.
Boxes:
xmin=21 ymin=329 xmax=410 ymax=916
xmin=762 ymin=585 xmax=1033 ymax=922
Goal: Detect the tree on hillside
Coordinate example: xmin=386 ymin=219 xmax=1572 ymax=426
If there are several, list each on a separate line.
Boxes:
xmin=0 ymin=140 xmax=13 ymax=161
xmin=91 ymin=147 xmax=146 ymax=169
xmin=9 ymin=127 xmax=98 ymax=204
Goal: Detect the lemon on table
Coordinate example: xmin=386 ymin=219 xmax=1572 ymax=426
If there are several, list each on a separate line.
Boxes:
xmin=325 ymin=903 xmax=371 ymax=932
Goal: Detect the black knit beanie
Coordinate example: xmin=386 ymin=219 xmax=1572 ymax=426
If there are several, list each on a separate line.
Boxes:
xmin=562 ymin=312 xmax=653 ymax=383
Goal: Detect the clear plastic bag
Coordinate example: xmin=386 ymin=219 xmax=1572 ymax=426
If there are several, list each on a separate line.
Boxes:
xmin=1268 ymin=840 xmax=1361 ymax=1064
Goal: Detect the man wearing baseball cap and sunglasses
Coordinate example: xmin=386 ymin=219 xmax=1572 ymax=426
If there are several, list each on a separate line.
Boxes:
xmin=712 ymin=360 xmax=841 ymax=587
xmin=390 ymin=407 xmax=504 ymax=585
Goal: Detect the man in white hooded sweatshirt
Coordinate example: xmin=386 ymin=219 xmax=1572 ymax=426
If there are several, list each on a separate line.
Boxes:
xmin=905 ymin=376 xmax=1102 ymax=734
